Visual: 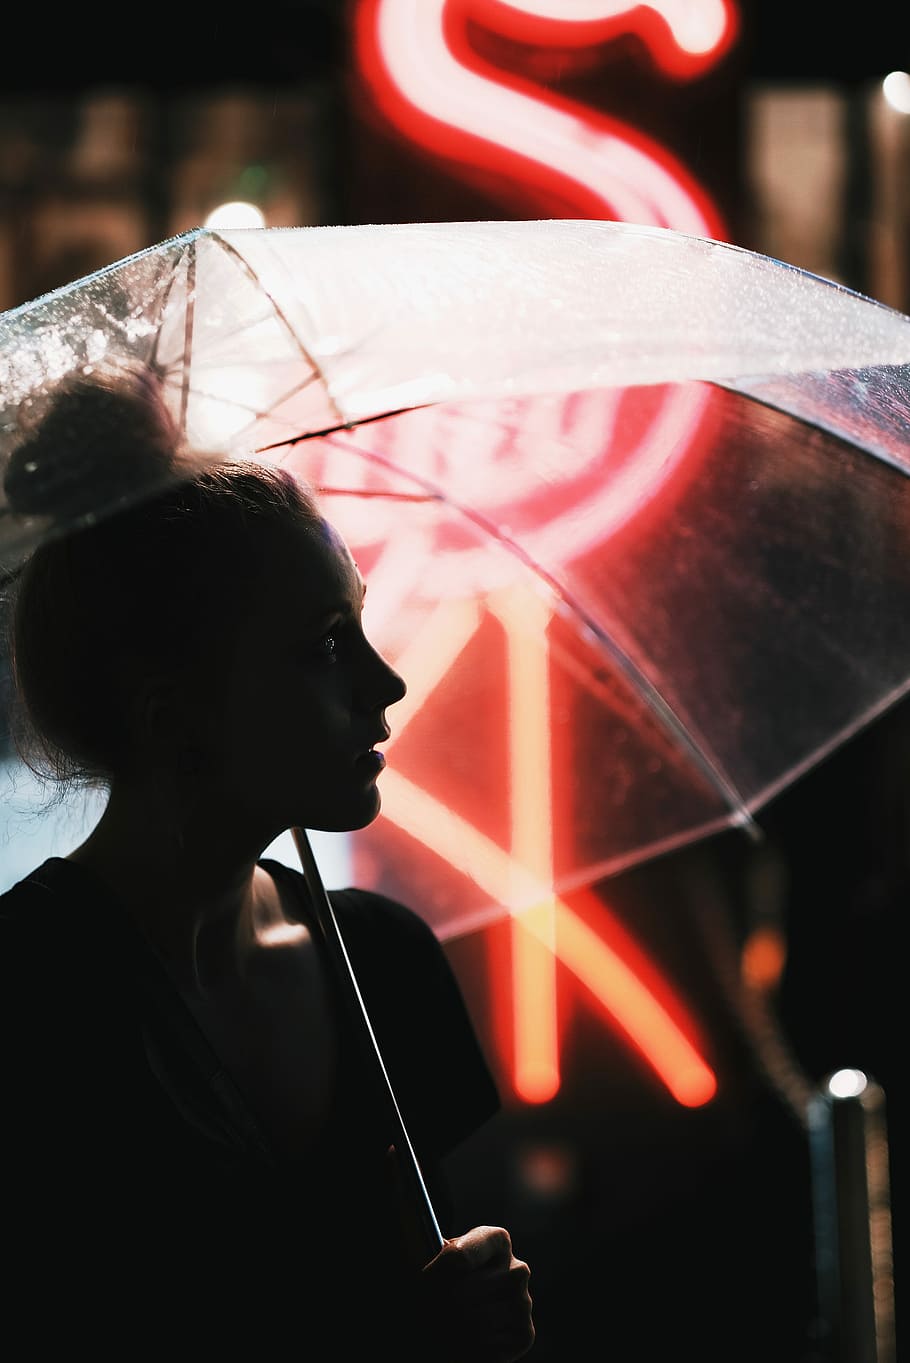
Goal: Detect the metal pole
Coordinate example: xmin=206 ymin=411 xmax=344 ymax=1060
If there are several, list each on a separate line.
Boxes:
xmin=807 ymin=1069 xmax=895 ymax=1363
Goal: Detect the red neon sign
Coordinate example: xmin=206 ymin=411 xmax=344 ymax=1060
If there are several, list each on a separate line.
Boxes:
xmin=349 ymin=0 xmax=736 ymax=1106
xmin=354 ymin=0 xmax=731 ymax=232
xmin=454 ymin=0 xmax=738 ymax=78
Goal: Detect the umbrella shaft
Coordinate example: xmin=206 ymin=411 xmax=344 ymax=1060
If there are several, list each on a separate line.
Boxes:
xmin=291 ymin=827 xmax=444 ymax=1266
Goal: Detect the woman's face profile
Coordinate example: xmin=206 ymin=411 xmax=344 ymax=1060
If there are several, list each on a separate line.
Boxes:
xmin=195 ymin=513 xmax=407 ymax=842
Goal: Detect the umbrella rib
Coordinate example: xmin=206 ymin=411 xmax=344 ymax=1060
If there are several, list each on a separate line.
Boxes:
xmin=255 ymin=404 xmax=430 ymax=453
xmin=206 ymin=231 xmax=346 ymax=432
xmin=309 ymin=430 xmax=758 ymax=835
xmin=553 ymin=607 xmax=758 ymax=835
xmin=147 ymin=236 xmax=200 ymax=406
xmin=177 ymin=243 xmax=196 ymax=437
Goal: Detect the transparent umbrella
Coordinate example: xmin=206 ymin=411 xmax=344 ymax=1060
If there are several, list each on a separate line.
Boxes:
xmin=2 ymin=218 xmax=909 ymax=1277
xmin=3 ymin=218 xmax=910 ymax=939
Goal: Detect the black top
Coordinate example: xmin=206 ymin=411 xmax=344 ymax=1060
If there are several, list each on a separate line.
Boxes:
xmin=0 ymin=856 xmax=500 ymax=1356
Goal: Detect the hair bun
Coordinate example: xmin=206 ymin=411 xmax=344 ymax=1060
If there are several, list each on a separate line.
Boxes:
xmin=2 ymin=365 xmax=182 ymax=524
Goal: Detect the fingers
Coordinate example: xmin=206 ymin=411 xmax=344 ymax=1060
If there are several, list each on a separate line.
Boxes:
xmin=418 ymin=1225 xmax=535 ymax=1363
xmin=429 ymin=1225 xmax=516 ymax=1274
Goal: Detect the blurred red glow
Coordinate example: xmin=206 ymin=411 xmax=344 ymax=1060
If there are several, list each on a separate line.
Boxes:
xmin=446 ymin=0 xmax=739 ymax=80
xmin=351 ymin=0 xmax=733 ymax=1107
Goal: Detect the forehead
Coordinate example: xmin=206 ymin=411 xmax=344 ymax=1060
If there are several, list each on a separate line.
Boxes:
xmin=261 ymin=515 xmax=362 ymax=615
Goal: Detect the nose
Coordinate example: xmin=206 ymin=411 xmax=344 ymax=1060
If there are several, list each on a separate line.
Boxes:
xmin=359 ymin=638 xmax=407 ymax=711
xmin=379 ymin=653 xmax=407 ymax=707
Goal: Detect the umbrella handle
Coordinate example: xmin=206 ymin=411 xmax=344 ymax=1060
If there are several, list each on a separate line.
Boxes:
xmin=291 ymin=826 xmax=445 ymax=1268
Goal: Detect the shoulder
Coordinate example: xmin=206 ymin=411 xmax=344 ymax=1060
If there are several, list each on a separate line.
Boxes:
xmin=263 ymin=857 xmax=442 ymax=955
xmin=0 ymin=859 xmax=116 ymax=1069
xmin=0 ymin=859 xmax=71 ymax=954
xmin=260 ymin=857 xmax=473 ymax=1044
xmin=0 ymin=857 xmax=140 ymax=1011
xmin=1 ymin=858 xmax=62 ymax=907
xmin=260 ymin=859 xmax=501 ymax=1153
xmin=1 ymin=855 xmax=114 ymax=939
xmin=333 ymin=885 xmax=443 ymax=951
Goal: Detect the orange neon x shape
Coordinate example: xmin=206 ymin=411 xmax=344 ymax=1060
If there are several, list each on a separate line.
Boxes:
xmin=378 ymin=587 xmax=716 ymax=1107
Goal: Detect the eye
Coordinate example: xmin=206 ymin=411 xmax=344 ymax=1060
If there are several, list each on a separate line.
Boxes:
xmin=317 ymin=631 xmax=338 ymax=663
xmin=301 ymin=616 xmax=357 ymax=667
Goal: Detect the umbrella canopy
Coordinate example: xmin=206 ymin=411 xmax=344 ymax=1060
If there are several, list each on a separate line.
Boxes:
xmin=3 ymin=217 xmax=910 ymax=939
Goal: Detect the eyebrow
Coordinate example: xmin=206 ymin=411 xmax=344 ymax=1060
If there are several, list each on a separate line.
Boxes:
xmin=303 ymin=579 xmax=366 ymax=631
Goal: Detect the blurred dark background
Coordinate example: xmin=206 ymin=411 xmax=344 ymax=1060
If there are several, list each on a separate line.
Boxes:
xmin=0 ymin=2 xmax=905 ymax=1359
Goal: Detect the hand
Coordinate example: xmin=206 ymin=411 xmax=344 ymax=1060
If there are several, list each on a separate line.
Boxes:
xmin=415 ymin=1224 xmax=535 ymax=1363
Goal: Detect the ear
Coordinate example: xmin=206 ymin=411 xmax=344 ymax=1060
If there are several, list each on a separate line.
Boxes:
xmin=132 ymin=676 xmax=205 ymax=765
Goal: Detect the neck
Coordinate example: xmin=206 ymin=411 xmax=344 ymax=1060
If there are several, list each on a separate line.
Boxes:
xmin=66 ymin=787 xmax=281 ymax=995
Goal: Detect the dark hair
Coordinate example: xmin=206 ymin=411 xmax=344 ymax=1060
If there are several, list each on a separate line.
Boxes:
xmin=1 ymin=369 xmax=321 ymax=791
xmin=2 ymin=364 xmax=188 ymax=526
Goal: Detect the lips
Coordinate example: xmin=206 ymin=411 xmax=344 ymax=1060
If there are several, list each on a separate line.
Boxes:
xmin=358 ymin=727 xmax=390 ymax=757
xmin=355 ymin=749 xmax=386 ymax=776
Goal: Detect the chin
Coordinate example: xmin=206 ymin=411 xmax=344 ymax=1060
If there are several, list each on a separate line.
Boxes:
xmin=304 ymin=793 xmax=382 ymax=834
xmin=343 ymin=802 xmax=383 ymax=832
